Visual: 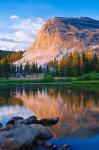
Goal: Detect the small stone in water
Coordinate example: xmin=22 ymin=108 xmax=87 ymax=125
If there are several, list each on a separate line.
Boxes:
xmin=23 ymin=116 xmax=37 ymax=124
xmin=0 ymin=123 xmax=3 ymax=129
xmin=52 ymin=144 xmax=58 ymax=150
xmin=44 ymin=142 xmax=53 ymax=148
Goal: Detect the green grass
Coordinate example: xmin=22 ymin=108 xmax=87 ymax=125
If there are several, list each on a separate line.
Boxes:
xmin=0 ymin=72 xmax=99 ymax=91
xmin=0 ymin=79 xmax=99 ymax=92
xmin=78 ymin=72 xmax=99 ymax=80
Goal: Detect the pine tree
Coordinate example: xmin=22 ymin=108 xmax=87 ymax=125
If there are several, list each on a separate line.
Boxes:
xmin=0 ymin=57 xmax=11 ymax=79
xmin=66 ymin=52 xmax=73 ymax=76
xmin=80 ymin=51 xmax=87 ymax=74
xmin=24 ymin=61 xmax=30 ymax=75
xmin=92 ymin=53 xmax=99 ymax=71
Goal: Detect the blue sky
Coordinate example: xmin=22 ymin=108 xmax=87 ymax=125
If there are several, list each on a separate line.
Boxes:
xmin=0 ymin=0 xmax=98 ymax=50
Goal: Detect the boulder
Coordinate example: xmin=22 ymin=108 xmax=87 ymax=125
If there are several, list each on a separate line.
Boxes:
xmin=6 ymin=116 xmax=23 ymax=127
xmin=39 ymin=117 xmax=59 ymax=126
xmin=43 ymin=143 xmax=71 ymax=150
xmin=31 ymin=124 xmax=53 ymax=140
xmin=0 ymin=138 xmax=33 ymax=150
xmin=0 ymin=123 xmax=3 ymax=129
xmin=0 ymin=123 xmax=53 ymax=150
xmin=23 ymin=116 xmax=37 ymax=124
xmin=11 ymin=116 xmax=23 ymax=121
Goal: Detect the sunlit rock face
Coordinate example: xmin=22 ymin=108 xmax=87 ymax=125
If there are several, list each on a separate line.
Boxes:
xmin=16 ymin=17 xmax=99 ymax=65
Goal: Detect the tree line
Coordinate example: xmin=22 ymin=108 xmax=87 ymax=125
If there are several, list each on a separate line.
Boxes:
xmin=0 ymin=50 xmax=99 ymax=79
xmin=0 ymin=61 xmax=43 ymax=79
xmin=47 ymin=51 xmax=99 ymax=77
xmin=16 ymin=62 xmax=43 ymax=77
xmin=0 ymin=51 xmax=23 ymax=79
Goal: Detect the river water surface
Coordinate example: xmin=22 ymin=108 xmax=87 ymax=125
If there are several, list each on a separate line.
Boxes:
xmin=0 ymin=84 xmax=99 ymax=141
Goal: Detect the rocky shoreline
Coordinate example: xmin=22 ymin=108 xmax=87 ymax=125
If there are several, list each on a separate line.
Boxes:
xmin=0 ymin=116 xmax=71 ymax=150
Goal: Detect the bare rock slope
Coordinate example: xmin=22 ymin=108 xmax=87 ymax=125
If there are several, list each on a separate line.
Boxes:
xmin=16 ymin=17 xmax=99 ymax=65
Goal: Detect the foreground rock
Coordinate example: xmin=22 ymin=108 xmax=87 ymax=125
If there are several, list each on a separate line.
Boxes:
xmin=0 ymin=116 xmax=71 ymax=150
xmin=0 ymin=123 xmax=3 ymax=129
xmin=6 ymin=116 xmax=59 ymax=127
xmin=0 ymin=124 xmax=53 ymax=150
xmin=39 ymin=117 xmax=59 ymax=126
xmin=23 ymin=116 xmax=37 ymax=124
xmin=6 ymin=116 xmax=24 ymax=127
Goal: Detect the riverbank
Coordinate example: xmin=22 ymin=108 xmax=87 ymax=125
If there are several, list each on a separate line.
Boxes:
xmin=0 ymin=79 xmax=99 ymax=91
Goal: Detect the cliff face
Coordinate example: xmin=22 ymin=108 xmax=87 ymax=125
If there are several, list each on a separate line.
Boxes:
xmin=16 ymin=17 xmax=99 ymax=65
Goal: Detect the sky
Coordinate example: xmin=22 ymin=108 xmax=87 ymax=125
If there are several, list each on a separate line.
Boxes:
xmin=0 ymin=0 xmax=99 ymax=51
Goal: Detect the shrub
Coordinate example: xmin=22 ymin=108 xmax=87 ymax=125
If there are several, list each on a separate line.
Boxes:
xmin=55 ymin=77 xmax=72 ymax=82
xmin=78 ymin=72 xmax=99 ymax=80
xmin=43 ymin=74 xmax=54 ymax=82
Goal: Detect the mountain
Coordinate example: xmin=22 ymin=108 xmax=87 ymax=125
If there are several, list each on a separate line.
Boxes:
xmin=16 ymin=17 xmax=99 ymax=66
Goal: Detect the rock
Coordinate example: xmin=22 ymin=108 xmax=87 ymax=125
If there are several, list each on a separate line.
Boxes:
xmin=6 ymin=119 xmax=15 ymax=127
xmin=52 ymin=144 xmax=58 ymax=150
xmin=62 ymin=144 xmax=70 ymax=148
xmin=0 ymin=122 xmax=53 ymax=150
xmin=44 ymin=142 xmax=54 ymax=148
xmin=58 ymin=144 xmax=71 ymax=150
xmin=36 ymin=139 xmax=45 ymax=145
xmin=23 ymin=116 xmax=37 ymax=124
xmin=43 ymin=143 xmax=71 ymax=150
xmin=0 ymin=138 xmax=33 ymax=150
xmin=31 ymin=124 xmax=53 ymax=140
xmin=39 ymin=117 xmax=59 ymax=126
xmin=0 ymin=124 xmax=38 ymax=150
xmin=0 ymin=130 xmax=8 ymax=145
xmin=18 ymin=143 xmax=33 ymax=150
xmin=6 ymin=116 xmax=23 ymax=127
xmin=16 ymin=17 xmax=99 ymax=66
xmin=0 ymin=123 xmax=3 ymax=129
xmin=11 ymin=116 xmax=23 ymax=121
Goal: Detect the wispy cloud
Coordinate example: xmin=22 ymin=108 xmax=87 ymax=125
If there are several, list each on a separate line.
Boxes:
xmin=0 ymin=17 xmax=44 ymax=51
xmin=0 ymin=37 xmax=20 ymax=43
xmin=12 ymin=17 xmax=44 ymax=31
xmin=9 ymin=15 xmax=19 ymax=19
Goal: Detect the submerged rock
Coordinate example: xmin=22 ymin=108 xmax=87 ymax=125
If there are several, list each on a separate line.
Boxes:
xmin=43 ymin=142 xmax=71 ymax=150
xmin=31 ymin=124 xmax=53 ymax=140
xmin=39 ymin=117 xmax=59 ymax=126
xmin=6 ymin=116 xmax=23 ymax=127
xmin=0 ymin=123 xmax=3 ymax=129
xmin=23 ymin=115 xmax=37 ymax=124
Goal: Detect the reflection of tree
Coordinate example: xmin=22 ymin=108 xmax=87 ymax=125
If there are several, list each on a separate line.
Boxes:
xmin=0 ymin=96 xmax=23 ymax=106
xmin=1 ymin=85 xmax=99 ymax=111
xmin=1 ymin=84 xmax=99 ymax=138
xmin=14 ymin=85 xmax=99 ymax=120
xmin=73 ymin=93 xmax=80 ymax=111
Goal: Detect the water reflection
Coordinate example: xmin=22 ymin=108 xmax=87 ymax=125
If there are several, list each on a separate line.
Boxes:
xmin=0 ymin=85 xmax=99 ymax=137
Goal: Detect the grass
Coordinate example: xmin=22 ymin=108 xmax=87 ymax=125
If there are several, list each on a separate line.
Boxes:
xmin=78 ymin=72 xmax=99 ymax=80
xmin=0 ymin=72 xmax=99 ymax=90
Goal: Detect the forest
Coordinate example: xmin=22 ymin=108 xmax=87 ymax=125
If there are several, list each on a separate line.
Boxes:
xmin=47 ymin=51 xmax=99 ymax=77
xmin=0 ymin=50 xmax=99 ymax=79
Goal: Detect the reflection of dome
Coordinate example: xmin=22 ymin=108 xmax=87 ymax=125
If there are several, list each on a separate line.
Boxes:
xmin=0 ymin=85 xmax=99 ymax=138
xmin=14 ymin=86 xmax=99 ymax=138
xmin=15 ymin=91 xmax=63 ymax=119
